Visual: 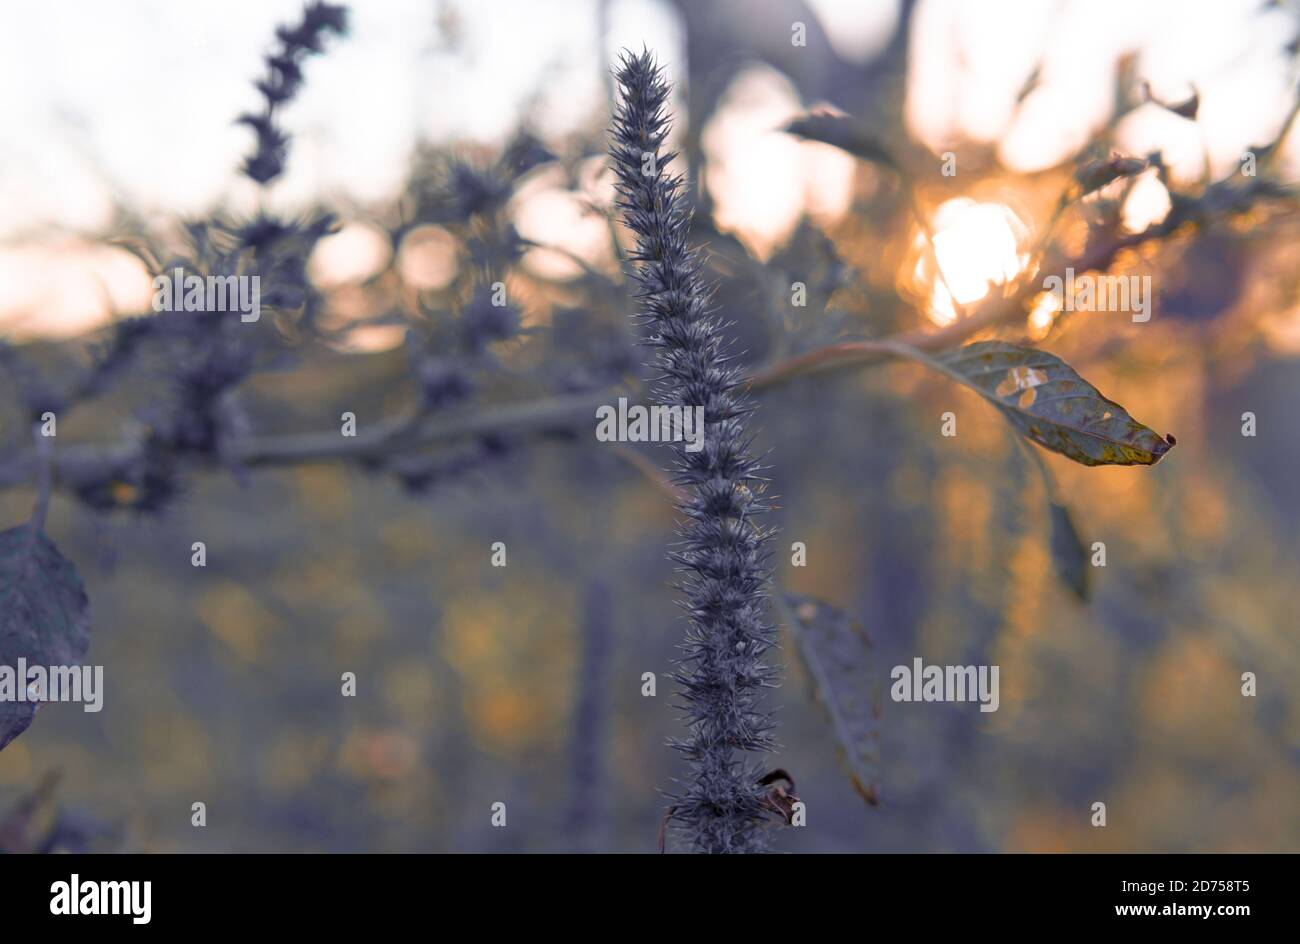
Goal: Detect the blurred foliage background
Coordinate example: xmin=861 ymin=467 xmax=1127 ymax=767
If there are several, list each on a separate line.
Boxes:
xmin=1 ymin=0 xmax=1298 ymax=852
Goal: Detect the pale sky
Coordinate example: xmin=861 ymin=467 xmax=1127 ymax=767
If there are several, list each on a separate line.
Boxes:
xmin=1 ymin=0 xmax=1296 ymax=338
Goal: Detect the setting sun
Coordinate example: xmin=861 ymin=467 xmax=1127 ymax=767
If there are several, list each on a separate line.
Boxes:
xmin=912 ymin=198 xmax=1030 ymax=325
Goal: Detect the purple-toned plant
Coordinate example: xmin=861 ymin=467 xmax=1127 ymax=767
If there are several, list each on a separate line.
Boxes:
xmin=238 ymin=1 xmax=349 ymax=186
xmin=610 ymin=50 xmax=781 ymax=853
xmin=2 ymin=2 xmax=1296 ymax=856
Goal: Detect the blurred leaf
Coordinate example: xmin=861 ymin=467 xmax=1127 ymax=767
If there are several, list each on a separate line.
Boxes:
xmin=0 ymin=526 xmax=91 ymax=752
xmin=1048 ymin=502 xmax=1090 ymax=600
xmin=931 ymin=341 xmax=1175 ymax=466
xmin=1011 ymin=435 xmax=1092 ymax=601
xmin=1073 ymin=154 xmax=1147 ymax=196
xmin=1015 ymin=64 xmax=1043 ymax=105
xmin=780 ymin=593 xmax=881 ymax=807
xmin=1143 ymin=81 xmax=1199 ymax=120
xmin=783 ymin=113 xmax=901 ymax=174
xmin=498 ymin=132 xmax=555 ymax=179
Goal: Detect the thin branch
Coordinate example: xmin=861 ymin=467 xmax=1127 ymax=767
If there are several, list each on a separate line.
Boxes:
xmin=233 ymin=387 xmax=617 ymax=467
xmin=29 ymin=422 xmax=53 ymax=532
xmin=609 ymin=442 xmax=686 ymax=504
xmin=0 ymin=168 xmax=1292 ymax=502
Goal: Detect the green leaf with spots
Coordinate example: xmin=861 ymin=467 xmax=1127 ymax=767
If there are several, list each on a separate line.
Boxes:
xmin=779 ymin=593 xmax=881 ymax=807
xmin=0 ymin=526 xmax=91 ymax=752
xmin=933 ymin=341 xmax=1176 ymax=466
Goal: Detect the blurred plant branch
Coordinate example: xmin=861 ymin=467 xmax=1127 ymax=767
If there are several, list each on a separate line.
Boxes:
xmin=2 ymin=16 xmax=1296 ymax=518
xmin=1 ymin=156 xmax=1293 ymax=502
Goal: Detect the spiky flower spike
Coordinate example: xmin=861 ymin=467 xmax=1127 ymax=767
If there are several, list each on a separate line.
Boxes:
xmin=610 ymin=49 xmax=780 ymax=853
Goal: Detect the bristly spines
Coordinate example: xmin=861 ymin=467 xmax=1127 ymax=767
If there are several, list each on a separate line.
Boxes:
xmin=239 ymin=2 xmax=349 ymax=185
xmin=610 ymin=49 xmax=779 ymax=853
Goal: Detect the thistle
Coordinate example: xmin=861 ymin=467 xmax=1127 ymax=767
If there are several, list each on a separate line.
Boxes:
xmin=610 ymin=50 xmax=780 ymax=853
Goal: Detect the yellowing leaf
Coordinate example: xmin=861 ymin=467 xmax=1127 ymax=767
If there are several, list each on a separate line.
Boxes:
xmin=934 ymin=341 xmax=1176 ymax=466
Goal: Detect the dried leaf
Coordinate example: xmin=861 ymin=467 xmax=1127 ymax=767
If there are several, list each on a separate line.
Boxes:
xmin=1012 ymin=436 xmax=1093 ymax=601
xmin=1048 ymin=501 xmax=1090 ymax=600
xmin=780 ymin=593 xmax=880 ymax=806
xmin=1143 ymin=81 xmax=1199 ymax=120
xmin=0 ymin=526 xmax=91 ymax=752
xmin=1074 ymin=154 xmax=1147 ymax=195
xmin=935 ymin=341 xmax=1175 ymax=466
xmin=783 ymin=113 xmax=901 ymax=174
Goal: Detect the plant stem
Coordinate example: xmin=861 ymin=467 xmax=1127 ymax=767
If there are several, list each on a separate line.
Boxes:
xmin=611 ymin=49 xmax=779 ymax=853
xmin=29 ymin=422 xmax=53 ymax=532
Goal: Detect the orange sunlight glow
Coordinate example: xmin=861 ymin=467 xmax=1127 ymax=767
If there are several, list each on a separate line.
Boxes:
xmin=1121 ymin=170 xmax=1174 ymax=233
xmin=513 ymin=161 xmax=614 ymax=282
xmin=1027 ymin=290 xmax=1062 ymax=340
xmin=0 ymin=242 xmax=153 ymax=340
xmin=912 ymin=198 xmax=1030 ymax=326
